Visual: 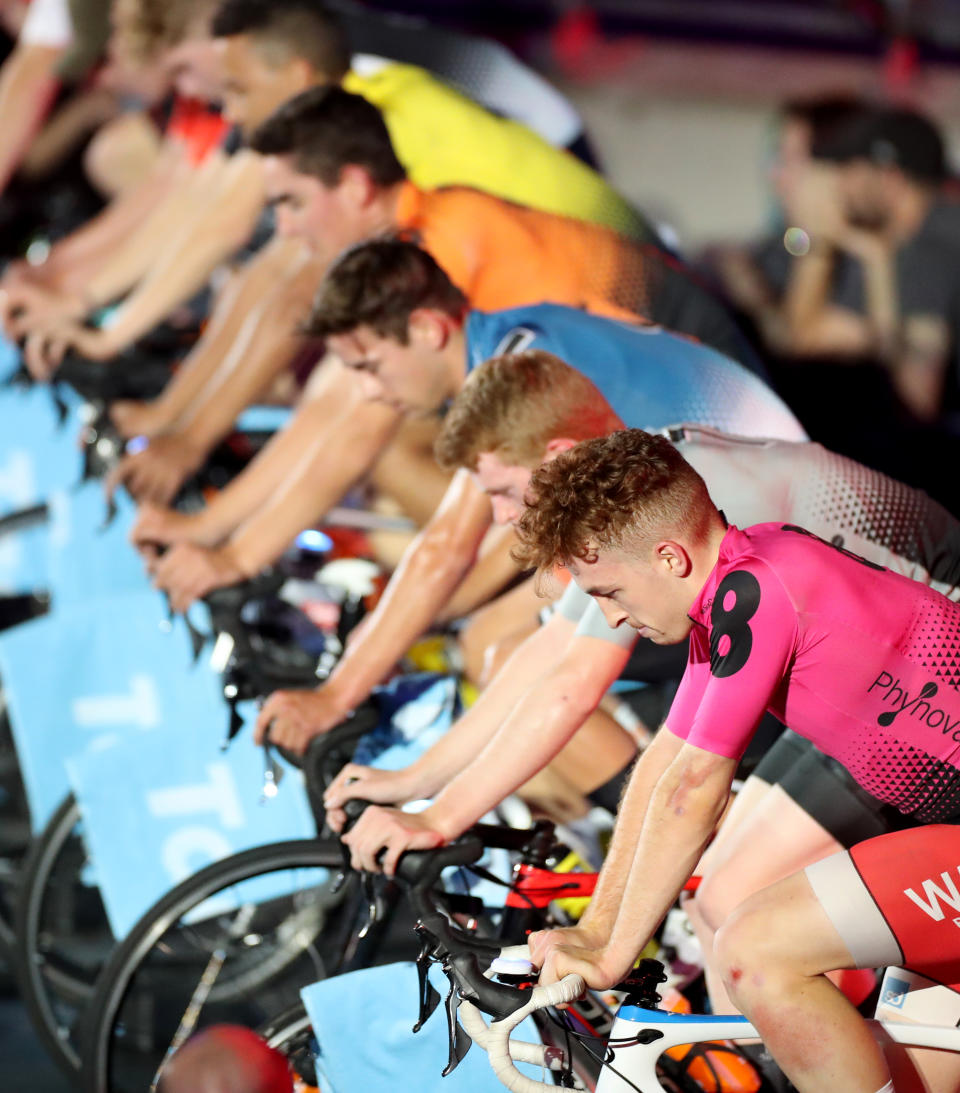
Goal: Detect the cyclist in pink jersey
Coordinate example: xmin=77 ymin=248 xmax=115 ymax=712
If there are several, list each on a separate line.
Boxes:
xmin=516 ymin=428 xmax=960 ymax=1093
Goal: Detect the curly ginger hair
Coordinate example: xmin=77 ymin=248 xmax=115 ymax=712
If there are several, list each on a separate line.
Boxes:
xmin=513 ymin=428 xmax=715 ymax=572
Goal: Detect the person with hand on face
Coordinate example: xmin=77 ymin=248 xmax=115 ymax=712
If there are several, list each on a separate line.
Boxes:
xmin=513 ymin=428 xmax=960 ymax=1093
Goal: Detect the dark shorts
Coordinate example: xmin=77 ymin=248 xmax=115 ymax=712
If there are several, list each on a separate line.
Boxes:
xmin=753 ymin=729 xmax=920 ymax=848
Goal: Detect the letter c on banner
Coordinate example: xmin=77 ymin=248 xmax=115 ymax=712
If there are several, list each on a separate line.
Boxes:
xmin=161 ymin=826 xmax=233 ymax=883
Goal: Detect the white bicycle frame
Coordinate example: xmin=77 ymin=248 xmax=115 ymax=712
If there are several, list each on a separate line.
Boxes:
xmin=461 ymin=949 xmax=960 ymax=1093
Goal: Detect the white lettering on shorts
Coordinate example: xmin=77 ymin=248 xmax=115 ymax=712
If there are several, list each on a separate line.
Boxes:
xmin=904 ymin=869 xmax=960 ymax=921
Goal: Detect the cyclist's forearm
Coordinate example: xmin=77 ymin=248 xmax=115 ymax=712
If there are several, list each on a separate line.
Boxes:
xmin=426 ymin=635 xmax=629 ymax=835
xmin=179 ymin=305 xmax=302 ymax=453
xmin=0 ymin=43 xmax=61 ymax=197
xmin=190 ymin=390 xmax=349 ymax=543
xmin=76 ymin=160 xmax=209 ymax=307
xmin=92 ymin=162 xmax=266 ymax=347
xmin=403 ymin=614 xmax=578 ymax=802
xmin=179 ymin=252 xmax=319 ymax=449
xmin=437 ymin=525 xmax=525 ymax=622
xmin=323 ymin=475 xmax=493 ymax=710
xmin=603 ymin=749 xmax=733 ymax=975
xmin=40 ymin=151 xmax=182 ymax=287
xmin=228 ymin=400 xmax=402 ymax=578
xmin=145 ymin=238 xmax=301 ymax=431
xmin=578 ymin=725 xmax=685 ymax=938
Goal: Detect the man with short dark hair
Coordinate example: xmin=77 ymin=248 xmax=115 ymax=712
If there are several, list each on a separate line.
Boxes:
xmin=515 ymin=428 xmax=960 ymax=1093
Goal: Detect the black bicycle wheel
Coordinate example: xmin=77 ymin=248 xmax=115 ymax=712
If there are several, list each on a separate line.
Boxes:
xmin=0 ymin=703 xmax=31 ymax=955
xmin=80 ymin=839 xmax=361 ymax=1093
xmin=13 ymin=792 xmax=111 ymax=1076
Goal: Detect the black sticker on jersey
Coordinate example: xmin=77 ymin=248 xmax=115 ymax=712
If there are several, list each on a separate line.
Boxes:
xmin=709 ymin=570 xmax=762 ymax=678
xmin=781 ymin=524 xmax=884 ymax=571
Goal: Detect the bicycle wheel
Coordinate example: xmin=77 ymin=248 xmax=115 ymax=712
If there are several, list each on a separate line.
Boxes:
xmin=13 ymin=792 xmax=111 ymax=1076
xmin=80 ymin=839 xmax=364 ymax=1093
xmin=0 ymin=703 xmax=31 ymax=955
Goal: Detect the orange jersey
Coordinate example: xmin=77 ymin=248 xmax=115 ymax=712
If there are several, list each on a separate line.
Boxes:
xmin=395 ymin=183 xmax=748 ymax=363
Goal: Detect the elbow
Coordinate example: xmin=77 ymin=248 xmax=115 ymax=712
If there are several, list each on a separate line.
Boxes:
xmin=415 ymin=522 xmax=476 ymax=578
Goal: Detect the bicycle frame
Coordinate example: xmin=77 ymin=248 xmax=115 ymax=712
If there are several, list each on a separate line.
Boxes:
xmin=599 ymin=1004 xmax=960 ymax=1091
xmin=467 ymin=985 xmax=960 ymax=1093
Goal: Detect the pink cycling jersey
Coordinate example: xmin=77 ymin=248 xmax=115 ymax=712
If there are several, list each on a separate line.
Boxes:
xmin=667 ymin=523 xmax=960 ymax=822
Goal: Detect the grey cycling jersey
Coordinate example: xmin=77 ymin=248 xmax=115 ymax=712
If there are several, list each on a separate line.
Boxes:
xmin=562 ymin=424 xmax=960 ymax=645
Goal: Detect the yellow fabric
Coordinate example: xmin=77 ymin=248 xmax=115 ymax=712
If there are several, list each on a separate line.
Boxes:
xmin=343 ymin=61 xmax=647 ymax=241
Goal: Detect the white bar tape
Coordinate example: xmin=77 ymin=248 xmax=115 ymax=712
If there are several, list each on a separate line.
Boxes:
xmin=466 ymin=974 xmax=586 ymax=1093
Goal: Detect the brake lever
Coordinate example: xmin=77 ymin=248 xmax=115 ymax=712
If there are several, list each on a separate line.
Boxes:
xmin=356 ymin=871 xmax=382 ymax=939
xmin=440 ymin=964 xmax=472 ymax=1077
xmin=49 ymin=382 xmax=69 ymax=426
xmin=413 ymin=935 xmax=442 ymax=1033
xmin=222 ymin=695 xmax=245 ymax=751
xmin=162 ymin=594 xmax=207 ymax=662
xmin=259 ymin=740 xmax=285 ymax=803
xmin=99 ymin=492 xmax=118 ymax=531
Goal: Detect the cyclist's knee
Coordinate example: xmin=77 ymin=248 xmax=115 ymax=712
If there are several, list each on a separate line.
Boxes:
xmin=693 ymin=863 xmax=749 ymax=934
xmin=713 ymin=893 xmax=796 ymax=1009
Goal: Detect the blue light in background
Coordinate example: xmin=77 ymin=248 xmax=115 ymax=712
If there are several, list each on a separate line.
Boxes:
xmin=295 ymin=528 xmax=334 ymax=554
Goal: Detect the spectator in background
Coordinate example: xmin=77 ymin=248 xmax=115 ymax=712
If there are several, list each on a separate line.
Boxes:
xmin=710 ymin=102 xmax=960 ymax=506
xmin=713 ymin=94 xmax=862 ymax=339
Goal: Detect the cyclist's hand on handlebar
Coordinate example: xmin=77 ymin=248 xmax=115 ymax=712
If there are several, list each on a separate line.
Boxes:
xmin=323 ymin=764 xmax=414 ymax=833
xmin=528 ymin=925 xmax=605 ymax=974
xmin=105 ymin=437 xmax=203 ymax=505
xmin=341 ymin=805 xmax=446 ymax=876
xmin=23 ymin=328 xmax=68 ymax=381
xmin=130 ymin=504 xmax=212 ymax=556
xmin=254 ymin=687 xmax=350 ymax=751
xmin=152 ymin=542 xmax=246 ymax=613
xmin=536 ymin=941 xmax=615 ymax=999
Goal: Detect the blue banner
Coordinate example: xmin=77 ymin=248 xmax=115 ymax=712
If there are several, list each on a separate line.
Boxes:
xmin=0 ymin=588 xmax=207 ymax=831
xmin=0 ymin=383 xmax=84 ymax=591
xmin=302 ymin=962 xmax=543 ymax=1093
xmin=67 ymin=711 xmax=316 ymax=940
xmin=64 ymin=675 xmax=460 ymax=940
xmin=46 ymin=480 xmax=150 ymax=606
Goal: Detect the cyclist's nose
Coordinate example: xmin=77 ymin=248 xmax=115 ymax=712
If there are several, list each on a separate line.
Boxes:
xmin=598 ymin=598 xmax=628 ymax=629
xmin=491 ymin=497 xmax=521 ymax=525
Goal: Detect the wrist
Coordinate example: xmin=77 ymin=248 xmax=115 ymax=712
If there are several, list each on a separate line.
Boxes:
xmin=219 ymin=540 xmax=255 ymax=583
xmin=419 ymin=799 xmax=466 ymax=842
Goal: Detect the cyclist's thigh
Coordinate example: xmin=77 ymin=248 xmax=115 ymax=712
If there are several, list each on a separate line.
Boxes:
xmin=696 ymin=782 xmax=843 ymax=926
xmin=838 ymin=825 xmax=960 ymax=985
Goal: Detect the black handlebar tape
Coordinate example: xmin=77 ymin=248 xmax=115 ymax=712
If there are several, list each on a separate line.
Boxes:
xmin=449 ymin=950 xmax=530 ymax=1020
xmin=295 ymin=701 xmax=382 ymax=785
xmin=203 ymin=569 xmax=286 ymax=615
